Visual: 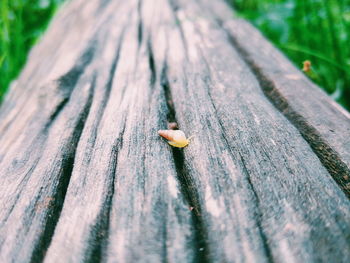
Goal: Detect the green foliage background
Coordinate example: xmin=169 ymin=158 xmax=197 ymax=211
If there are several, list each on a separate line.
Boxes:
xmin=0 ymin=0 xmax=63 ymax=100
xmin=233 ymin=0 xmax=350 ymax=110
xmin=0 ymin=0 xmax=349 ymax=111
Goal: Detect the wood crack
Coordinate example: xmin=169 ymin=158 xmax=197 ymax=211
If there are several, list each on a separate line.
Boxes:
xmin=148 ymin=41 xmax=157 ymax=87
xmin=85 ymin=122 xmax=126 ymax=263
xmin=30 ymin=75 xmax=96 ymax=263
xmin=30 ymin=46 xmax=100 ymax=261
xmin=161 ymin=64 xmax=210 ymax=262
xmin=86 ymin=29 xmax=125 ymax=160
xmin=137 ymin=0 xmax=143 ymax=47
xmin=168 ymin=0 xmax=190 ymax=59
xmin=74 ymin=32 xmax=126 ymax=262
xmin=198 ymin=46 xmax=275 ymax=262
xmin=47 ymin=42 xmax=96 ymax=127
xmin=239 ymin=154 xmax=274 ymax=263
xmin=57 ymin=43 xmax=96 ymax=92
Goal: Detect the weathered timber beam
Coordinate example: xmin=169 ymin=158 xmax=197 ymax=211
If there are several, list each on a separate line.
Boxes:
xmin=0 ymin=0 xmax=349 ymax=262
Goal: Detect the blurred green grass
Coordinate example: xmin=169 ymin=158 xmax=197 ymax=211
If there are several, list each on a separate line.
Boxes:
xmin=232 ymin=0 xmax=350 ymax=110
xmin=0 ymin=0 xmax=63 ymax=101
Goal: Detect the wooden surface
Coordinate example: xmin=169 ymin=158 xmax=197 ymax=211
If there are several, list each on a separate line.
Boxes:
xmin=0 ymin=0 xmax=349 ymax=262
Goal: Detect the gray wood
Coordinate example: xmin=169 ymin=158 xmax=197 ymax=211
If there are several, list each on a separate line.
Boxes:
xmin=145 ymin=1 xmax=350 ymax=262
xmin=205 ymin=0 xmax=350 ymax=195
xmin=46 ymin=1 xmax=194 ymax=262
xmin=0 ymin=0 xmax=349 ymax=262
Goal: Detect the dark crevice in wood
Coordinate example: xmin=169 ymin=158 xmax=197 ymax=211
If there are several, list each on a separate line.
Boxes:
xmin=161 ymin=65 xmax=210 ymax=263
xmin=84 ymin=40 xmax=125 ymax=262
xmin=223 ymin=27 xmax=350 ymax=198
xmin=48 ymin=97 xmax=69 ymax=123
xmin=161 ymin=64 xmax=175 ymax=123
xmin=85 ymin=123 xmax=126 ymax=263
xmin=30 ymin=157 xmax=75 ymax=263
xmin=197 ymin=48 xmax=274 ymax=262
xmin=85 ymin=29 xmax=125 ymax=164
xmin=168 ymin=0 xmax=189 ymax=59
xmin=161 ymin=214 xmax=168 ymax=262
xmin=0 ymin=160 xmax=40 ymax=227
xmin=208 ymin=101 xmax=274 ymax=262
xmin=171 ymin=148 xmax=210 ymax=262
xmin=97 ymin=0 xmax=113 ymax=13
xmin=57 ymin=43 xmax=96 ymax=91
xmin=30 ymin=76 xmax=96 ymax=263
xmin=148 ymin=41 xmax=156 ymax=87
xmin=168 ymin=0 xmax=180 ymax=12
xmin=137 ymin=0 xmax=143 ymax=47
xmin=2 ymin=44 xmax=97 ymax=232
xmin=239 ymin=154 xmax=275 ymax=263
xmin=86 ymin=38 xmax=125 ymax=262
xmin=46 ymin=43 xmax=96 ymax=128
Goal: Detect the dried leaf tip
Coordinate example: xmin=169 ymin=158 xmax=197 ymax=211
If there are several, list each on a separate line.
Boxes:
xmin=158 ymin=129 xmax=191 ymax=148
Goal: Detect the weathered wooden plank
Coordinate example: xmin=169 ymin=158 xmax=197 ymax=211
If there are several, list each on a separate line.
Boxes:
xmin=45 ymin=1 xmax=195 ymax=262
xmin=0 ymin=1 xmax=119 ymax=261
xmin=203 ymin=0 xmax=350 ymax=195
xmin=0 ymin=0 xmax=194 ymax=262
xmin=146 ymin=0 xmax=350 ymax=262
xmin=0 ymin=63 xmax=94 ymax=262
xmin=0 ymin=0 xmax=349 ymax=262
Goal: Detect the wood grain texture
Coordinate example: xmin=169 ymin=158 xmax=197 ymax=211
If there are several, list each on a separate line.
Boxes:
xmin=204 ymin=0 xmax=350 ymax=196
xmin=0 ymin=0 xmax=349 ymax=262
